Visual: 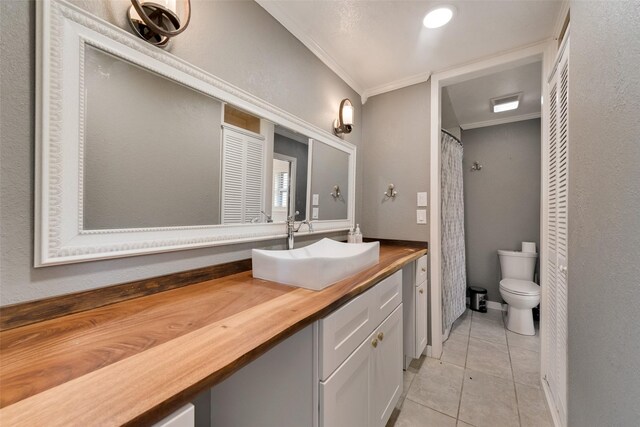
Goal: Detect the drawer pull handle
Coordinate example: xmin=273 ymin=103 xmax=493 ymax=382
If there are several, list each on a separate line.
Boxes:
xmin=419 ymin=289 xmax=424 ymax=294
xmin=377 ymin=332 xmax=384 ymax=341
xmin=372 ymin=338 xmax=378 ymax=348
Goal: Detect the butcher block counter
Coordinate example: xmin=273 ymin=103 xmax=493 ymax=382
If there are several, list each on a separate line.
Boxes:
xmin=0 ymin=242 xmax=426 ymax=426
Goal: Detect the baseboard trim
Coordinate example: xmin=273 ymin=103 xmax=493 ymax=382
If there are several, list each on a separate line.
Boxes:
xmin=487 ymin=301 xmax=507 ymax=311
xmin=541 ymin=378 xmax=562 ymax=427
xmin=465 ymin=297 xmax=506 ymax=311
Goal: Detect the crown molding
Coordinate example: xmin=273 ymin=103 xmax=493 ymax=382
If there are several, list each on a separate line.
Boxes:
xmin=460 ymin=112 xmax=541 ymax=130
xmin=361 ymin=71 xmax=432 ymax=104
xmin=256 ymin=0 xmax=364 ymax=99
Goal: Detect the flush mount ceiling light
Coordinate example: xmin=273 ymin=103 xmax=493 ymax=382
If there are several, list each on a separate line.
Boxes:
xmin=333 ymin=98 xmax=354 ymax=135
xmin=491 ymin=93 xmax=523 ymax=113
xmin=128 ymin=0 xmax=191 ymax=48
xmin=423 ymin=6 xmax=455 ymax=29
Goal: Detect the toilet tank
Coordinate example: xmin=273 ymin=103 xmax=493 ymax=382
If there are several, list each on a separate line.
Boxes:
xmin=498 ymin=250 xmax=537 ymax=281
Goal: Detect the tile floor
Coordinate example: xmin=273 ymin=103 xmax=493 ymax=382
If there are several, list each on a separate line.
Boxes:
xmin=387 ymin=309 xmax=553 ymax=427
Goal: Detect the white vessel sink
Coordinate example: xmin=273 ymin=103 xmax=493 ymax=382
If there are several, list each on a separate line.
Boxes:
xmin=252 ymin=238 xmax=380 ymax=291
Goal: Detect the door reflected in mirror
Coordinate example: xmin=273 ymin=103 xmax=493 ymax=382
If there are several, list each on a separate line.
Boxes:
xmin=269 ymin=125 xmax=309 ymax=222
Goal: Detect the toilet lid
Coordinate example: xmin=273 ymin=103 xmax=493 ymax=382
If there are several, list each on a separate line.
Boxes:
xmin=500 ymin=279 xmax=540 ymax=296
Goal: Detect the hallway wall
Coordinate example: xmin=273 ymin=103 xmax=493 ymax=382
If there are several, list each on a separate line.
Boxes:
xmin=567 ymin=2 xmax=640 ymax=424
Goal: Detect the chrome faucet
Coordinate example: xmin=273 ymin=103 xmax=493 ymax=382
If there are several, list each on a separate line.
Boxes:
xmin=286 ymin=211 xmax=313 ymax=249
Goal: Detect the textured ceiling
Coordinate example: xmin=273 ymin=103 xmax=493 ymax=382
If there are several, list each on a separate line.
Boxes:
xmin=258 ymin=1 xmax=562 ymax=100
xmin=446 ymin=61 xmax=542 ymax=129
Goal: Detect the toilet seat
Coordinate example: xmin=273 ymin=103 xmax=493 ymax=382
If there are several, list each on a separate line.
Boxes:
xmin=499 ymin=278 xmax=540 ymax=296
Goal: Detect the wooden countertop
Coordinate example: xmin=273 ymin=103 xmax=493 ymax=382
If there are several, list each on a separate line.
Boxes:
xmin=0 ymin=244 xmax=426 ymax=426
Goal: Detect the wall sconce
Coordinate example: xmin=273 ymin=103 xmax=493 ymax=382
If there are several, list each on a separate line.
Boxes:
xmin=383 ymin=184 xmax=398 ymax=199
xmin=128 ymin=0 xmax=191 ymax=48
xmin=330 ymin=185 xmax=341 ymax=199
xmin=333 ymin=99 xmax=354 ymax=135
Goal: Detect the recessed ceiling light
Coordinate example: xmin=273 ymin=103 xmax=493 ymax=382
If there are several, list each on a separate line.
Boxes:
xmin=491 ymin=93 xmax=522 ymax=113
xmin=423 ymin=6 xmax=454 ymax=29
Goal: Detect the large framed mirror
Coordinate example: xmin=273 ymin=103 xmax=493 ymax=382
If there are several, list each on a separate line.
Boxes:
xmin=35 ymin=0 xmax=355 ymax=266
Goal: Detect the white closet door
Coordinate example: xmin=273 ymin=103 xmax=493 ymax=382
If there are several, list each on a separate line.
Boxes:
xmin=221 ymin=127 xmax=265 ymax=223
xmin=244 ymin=137 xmax=265 ymax=222
xmin=555 ymin=39 xmax=570 ymax=421
xmin=221 ymin=129 xmax=245 ymax=224
xmin=544 ymin=35 xmax=569 ymax=426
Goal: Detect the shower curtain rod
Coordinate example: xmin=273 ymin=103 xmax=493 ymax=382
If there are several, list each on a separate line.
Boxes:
xmin=441 ymin=128 xmax=462 ymax=146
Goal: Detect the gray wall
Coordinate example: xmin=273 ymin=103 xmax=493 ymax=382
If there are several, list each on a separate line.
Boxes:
xmin=567 ymin=2 xmax=640 ymax=425
xmin=441 ymin=87 xmax=461 ymax=140
xmin=0 ymin=0 xmax=361 ymax=305
xmin=274 ymin=134 xmax=308 ymax=220
xmin=361 ymin=82 xmax=430 ymax=241
xmin=461 ymin=119 xmax=541 ymax=302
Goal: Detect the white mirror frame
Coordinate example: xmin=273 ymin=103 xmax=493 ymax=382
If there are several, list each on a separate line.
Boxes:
xmin=35 ymin=0 xmax=356 ymax=266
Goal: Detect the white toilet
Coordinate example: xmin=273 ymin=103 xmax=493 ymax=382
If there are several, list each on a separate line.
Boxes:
xmin=498 ymin=249 xmax=540 ymax=336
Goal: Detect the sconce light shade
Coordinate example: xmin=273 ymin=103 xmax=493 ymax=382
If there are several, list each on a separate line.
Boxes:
xmin=128 ymin=0 xmax=191 ymax=48
xmin=333 ymin=98 xmax=354 ymax=135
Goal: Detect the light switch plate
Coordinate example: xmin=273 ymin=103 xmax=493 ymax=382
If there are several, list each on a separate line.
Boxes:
xmin=416 ymin=209 xmax=427 ymax=224
xmin=312 ymin=194 xmax=319 ymax=206
xmin=312 ymin=207 xmax=319 ymax=219
xmin=417 ymin=192 xmax=428 ymax=207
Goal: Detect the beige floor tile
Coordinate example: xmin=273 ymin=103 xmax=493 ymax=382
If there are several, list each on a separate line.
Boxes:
xmin=451 ymin=310 xmax=472 ymax=335
xmin=397 ymin=371 xmax=416 ymax=409
xmin=458 ymin=369 xmax=519 ymax=427
xmin=457 ymin=421 xmax=475 ymax=427
xmin=516 ymin=382 xmax=554 ymax=427
xmin=472 ymin=309 xmax=505 ymax=324
xmin=466 ymin=338 xmax=512 ymax=380
xmin=406 ymin=358 xmax=464 ymax=418
xmin=470 ymin=318 xmax=507 ymax=346
xmin=506 ymin=329 xmax=540 ymax=353
xmin=510 ymin=346 xmax=541 ymax=387
xmin=394 ymin=399 xmax=457 ymax=427
xmin=441 ymin=331 xmax=469 ymax=367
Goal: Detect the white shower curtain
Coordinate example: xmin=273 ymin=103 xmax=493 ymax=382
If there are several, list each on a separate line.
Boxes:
xmin=441 ymin=131 xmax=467 ymax=337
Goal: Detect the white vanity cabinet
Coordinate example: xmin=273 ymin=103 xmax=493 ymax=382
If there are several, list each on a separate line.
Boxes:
xmin=403 ymin=255 xmax=428 ymax=365
xmin=319 ymin=271 xmax=403 ymax=427
xmin=209 ymin=270 xmax=404 ymax=427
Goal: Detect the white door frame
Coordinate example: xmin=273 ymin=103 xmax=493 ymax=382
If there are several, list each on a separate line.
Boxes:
xmin=428 ymin=41 xmax=554 ymax=359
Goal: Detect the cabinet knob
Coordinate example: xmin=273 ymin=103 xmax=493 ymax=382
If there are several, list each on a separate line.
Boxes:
xmin=371 ymin=338 xmax=378 ymax=348
xmin=377 ymin=332 xmax=384 ymax=341
xmin=421 ymin=267 xmax=426 ymax=272
xmin=419 ymin=289 xmax=424 ymax=294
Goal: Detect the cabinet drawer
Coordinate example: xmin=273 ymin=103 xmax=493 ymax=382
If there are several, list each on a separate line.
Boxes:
xmin=319 ymin=289 xmax=375 ymax=380
xmin=372 ymin=270 xmax=402 ymax=327
xmin=416 ymin=255 xmax=428 ymax=285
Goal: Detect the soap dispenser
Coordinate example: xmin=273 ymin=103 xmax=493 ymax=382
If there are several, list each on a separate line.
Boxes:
xmin=347 ymin=228 xmax=355 ymax=243
xmin=354 ymin=224 xmax=363 ymax=243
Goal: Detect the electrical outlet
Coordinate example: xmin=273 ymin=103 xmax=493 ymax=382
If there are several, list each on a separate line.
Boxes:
xmin=312 ymin=207 xmax=319 ymax=219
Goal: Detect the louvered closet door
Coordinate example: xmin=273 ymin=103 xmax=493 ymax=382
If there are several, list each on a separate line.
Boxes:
xmin=544 ymin=36 xmax=569 ymax=426
xmin=221 ymin=127 xmax=265 ymax=223
xmin=244 ymin=138 xmax=265 ymax=222
xmin=555 ymin=38 xmax=569 ymax=422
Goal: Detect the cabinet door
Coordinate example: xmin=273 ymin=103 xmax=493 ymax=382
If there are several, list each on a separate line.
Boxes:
xmin=371 ymin=305 xmax=403 ymax=427
xmin=320 ymin=332 xmax=372 ymax=427
xmin=415 ymin=282 xmax=427 ymax=357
